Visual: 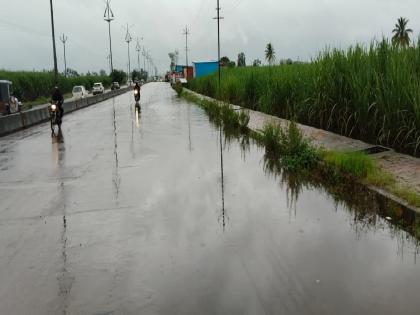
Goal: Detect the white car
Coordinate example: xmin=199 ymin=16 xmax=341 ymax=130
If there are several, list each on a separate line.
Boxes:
xmin=72 ymin=85 xmax=89 ymax=99
xmin=92 ymin=82 xmax=105 ymax=95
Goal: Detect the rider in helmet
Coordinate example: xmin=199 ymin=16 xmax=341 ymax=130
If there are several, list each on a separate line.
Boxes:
xmin=134 ymin=81 xmax=141 ymax=94
xmin=51 ymin=86 xmax=64 ymax=118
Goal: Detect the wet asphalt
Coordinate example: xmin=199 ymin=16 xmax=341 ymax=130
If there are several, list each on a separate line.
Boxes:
xmin=0 ymin=82 xmax=420 ymax=315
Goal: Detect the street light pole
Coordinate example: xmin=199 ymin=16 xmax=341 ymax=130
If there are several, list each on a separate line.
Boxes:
xmin=49 ymin=0 xmax=58 ymax=83
xmin=125 ymin=24 xmax=132 ymax=83
xmin=104 ymin=0 xmax=114 ymax=73
xmin=142 ymin=48 xmax=146 ymax=78
xmin=136 ymin=37 xmax=143 ymax=72
xmin=60 ymin=34 xmax=68 ymax=77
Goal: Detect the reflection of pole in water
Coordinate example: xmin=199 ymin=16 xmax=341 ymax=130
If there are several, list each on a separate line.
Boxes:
xmin=219 ymin=124 xmax=226 ymax=231
xmin=112 ymin=98 xmax=120 ymax=202
xmin=52 ymin=134 xmax=73 ymax=313
xmin=187 ymin=104 xmax=192 ymax=151
xmin=135 ymin=107 xmax=140 ymax=128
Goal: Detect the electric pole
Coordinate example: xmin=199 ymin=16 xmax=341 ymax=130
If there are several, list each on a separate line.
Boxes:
xmin=214 ymin=0 xmax=225 ymax=231
xmin=136 ymin=37 xmax=143 ymax=73
xmin=60 ymin=34 xmax=68 ymax=77
xmin=107 ymin=54 xmax=111 ymax=73
xmin=125 ymin=24 xmax=132 ymax=83
xmin=104 ymin=0 xmax=114 ymax=73
xmin=213 ymin=0 xmax=223 ymax=87
xmin=49 ymin=0 xmax=58 ymax=83
xmin=182 ymin=26 xmax=190 ymax=67
xmin=142 ymin=48 xmax=146 ymax=76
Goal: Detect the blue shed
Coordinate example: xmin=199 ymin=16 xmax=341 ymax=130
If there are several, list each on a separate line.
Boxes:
xmin=193 ymin=61 xmax=219 ymax=78
xmin=175 ymin=65 xmax=184 ymax=73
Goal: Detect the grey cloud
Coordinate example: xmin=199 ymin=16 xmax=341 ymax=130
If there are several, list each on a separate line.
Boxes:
xmin=1 ymin=0 xmax=419 ymax=73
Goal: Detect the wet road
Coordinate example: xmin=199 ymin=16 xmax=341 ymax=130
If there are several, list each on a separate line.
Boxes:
xmin=0 ymin=83 xmax=420 ymax=314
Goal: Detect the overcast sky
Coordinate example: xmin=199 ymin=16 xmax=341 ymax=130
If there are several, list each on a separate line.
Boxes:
xmin=1 ymin=0 xmax=419 ymax=74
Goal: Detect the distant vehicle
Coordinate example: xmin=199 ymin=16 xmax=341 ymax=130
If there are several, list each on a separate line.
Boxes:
xmin=0 ymin=80 xmax=22 ymax=115
xmin=72 ymin=85 xmax=89 ymax=99
xmin=92 ymin=83 xmax=105 ymax=95
xmin=111 ymin=82 xmax=120 ymax=90
xmin=140 ymin=79 xmax=145 ymax=85
xmin=178 ymin=78 xmax=188 ymax=86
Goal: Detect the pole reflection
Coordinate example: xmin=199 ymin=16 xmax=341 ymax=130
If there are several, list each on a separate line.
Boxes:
xmin=219 ymin=124 xmax=226 ymax=231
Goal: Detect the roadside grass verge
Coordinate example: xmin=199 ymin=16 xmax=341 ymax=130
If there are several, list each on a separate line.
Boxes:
xmin=173 ymin=82 xmax=183 ymax=97
xmin=181 ymin=89 xmax=420 ymax=209
xmin=180 ymin=88 xmax=250 ymax=132
xmin=23 ymin=93 xmax=73 ymax=110
xmin=254 ymin=122 xmax=319 ymax=171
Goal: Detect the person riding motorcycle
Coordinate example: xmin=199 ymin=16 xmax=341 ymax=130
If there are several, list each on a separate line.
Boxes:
xmin=51 ymin=86 xmax=64 ymax=118
xmin=133 ymin=82 xmax=141 ymax=101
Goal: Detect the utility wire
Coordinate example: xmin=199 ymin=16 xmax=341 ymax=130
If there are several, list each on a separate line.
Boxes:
xmin=0 ymin=19 xmax=48 ymax=37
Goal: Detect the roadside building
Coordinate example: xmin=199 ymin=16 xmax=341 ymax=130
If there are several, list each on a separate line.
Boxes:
xmin=175 ymin=65 xmax=184 ymax=73
xmin=192 ymin=61 xmax=219 ymax=78
xmin=183 ymin=66 xmax=193 ymax=80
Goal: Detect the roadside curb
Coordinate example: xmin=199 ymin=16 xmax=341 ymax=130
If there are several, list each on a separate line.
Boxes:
xmin=0 ymin=87 xmax=130 ymax=137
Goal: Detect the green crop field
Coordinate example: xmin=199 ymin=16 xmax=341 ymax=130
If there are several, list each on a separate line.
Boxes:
xmin=0 ymin=70 xmax=112 ymax=102
xmin=189 ymin=39 xmax=420 ymax=157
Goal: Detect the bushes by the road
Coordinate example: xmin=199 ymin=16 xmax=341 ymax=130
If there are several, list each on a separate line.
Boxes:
xmin=0 ymin=70 xmax=112 ymax=101
xmin=189 ymin=39 xmax=420 ymax=157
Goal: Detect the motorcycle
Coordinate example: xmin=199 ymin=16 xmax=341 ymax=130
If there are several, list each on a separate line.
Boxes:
xmin=134 ymin=88 xmax=140 ymax=102
xmin=49 ymin=101 xmax=62 ymax=134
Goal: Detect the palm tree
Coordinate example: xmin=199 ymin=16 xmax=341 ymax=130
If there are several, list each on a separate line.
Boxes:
xmin=392 ymin=17 xmax=413 ymax=48
xmin=265 ymin=43 xmax=276 ymax=66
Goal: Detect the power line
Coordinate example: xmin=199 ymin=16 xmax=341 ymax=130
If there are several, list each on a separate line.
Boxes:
xmin=191 ymin=0 xmax=210 ymax=28
xmin=225 ymin=0 xmax=245 ymax=14
xmin=182 ymin=26 xmax=190 ymax=67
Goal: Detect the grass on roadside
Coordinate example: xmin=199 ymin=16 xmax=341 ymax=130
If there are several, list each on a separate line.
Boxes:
xmin=321 ymin=150 xmax=420 ymax=207
xmin=181 ymin=89 xmax=250 ymax=132
xmin=255 ymin=122 xmax=319 ymax=171
xmin=23 ymin=93 xmax=73 ymax=110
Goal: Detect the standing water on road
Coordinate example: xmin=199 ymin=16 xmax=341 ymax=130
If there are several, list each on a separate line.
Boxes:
xmin=0 ymin=83 xmax=419 ymax=314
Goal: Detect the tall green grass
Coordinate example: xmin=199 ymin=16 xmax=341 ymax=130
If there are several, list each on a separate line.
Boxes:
xmin=189 ymin=39 xmax=420 ymax=157
xmin=0 ymin=70 xmax=112 ymax=102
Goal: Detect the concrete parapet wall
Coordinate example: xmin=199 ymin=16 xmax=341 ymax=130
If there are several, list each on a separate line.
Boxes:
xmin=0 ymin=87 xmax=130 ymax=136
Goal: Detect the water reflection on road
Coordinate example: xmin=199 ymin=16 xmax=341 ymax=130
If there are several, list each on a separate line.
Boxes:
xmin=0 ymin=83 xmax=419 ymax=314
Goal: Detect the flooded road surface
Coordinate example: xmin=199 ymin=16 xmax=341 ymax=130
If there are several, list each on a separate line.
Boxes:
xmin=0 ymin=83 xmax=420 ymax=314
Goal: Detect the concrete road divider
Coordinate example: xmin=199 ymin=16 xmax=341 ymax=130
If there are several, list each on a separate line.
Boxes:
xmin=0 ymin=113 xmax=23 ymax=135
xmin=0 ymin=87 xmax=130 ymax=137
xmin=21 ymin=107 xmax=50 ymax=128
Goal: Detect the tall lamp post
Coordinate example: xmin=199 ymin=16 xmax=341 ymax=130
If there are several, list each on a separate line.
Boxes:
xmin=136 ymin=37 xmax=143 ymax=72
xmin=104 ymin=0 xmax=114 ymax=73
xmin=125 ymin=24 xmax=132 ymax=84
xmin=49 ymin=0 xmax=58 ymax=83
xmin=60 ymin=34 xmax=68 ymax=77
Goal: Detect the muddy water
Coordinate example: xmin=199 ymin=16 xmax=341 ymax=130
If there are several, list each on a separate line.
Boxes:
xmin=0 ymin=83 xmax=419 ymax=314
